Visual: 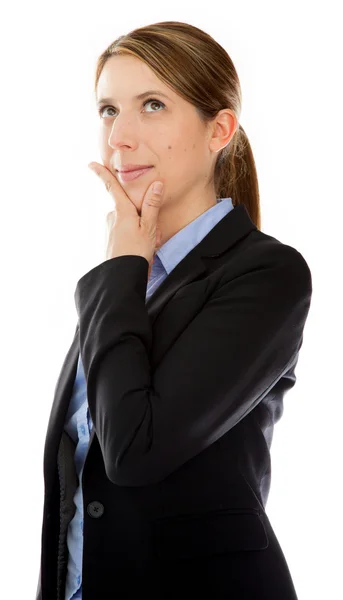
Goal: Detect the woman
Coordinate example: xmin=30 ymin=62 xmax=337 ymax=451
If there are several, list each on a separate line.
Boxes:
xmin=36 ymin=21 xmax=312 ymax=600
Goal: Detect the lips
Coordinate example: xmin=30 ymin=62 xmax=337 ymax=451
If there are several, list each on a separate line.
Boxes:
xmin=117 ymin=165 xmax=153 ymax=172
xmin=117 ymin=166 xmax=153 ymax=183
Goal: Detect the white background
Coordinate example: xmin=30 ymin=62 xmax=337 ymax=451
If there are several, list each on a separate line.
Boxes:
xmin=1 ymin=2 xmax=341 ymax=598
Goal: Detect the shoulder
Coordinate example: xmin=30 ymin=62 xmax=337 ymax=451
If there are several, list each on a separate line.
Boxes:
xmin=213 ymin=229 xmax=313 ymax=309
xmin=243 ymin=229 xmax=312 ymax=294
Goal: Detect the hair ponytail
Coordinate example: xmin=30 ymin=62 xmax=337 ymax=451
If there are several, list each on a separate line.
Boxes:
xmin=215 ymin=124 xmax=261 ymax=229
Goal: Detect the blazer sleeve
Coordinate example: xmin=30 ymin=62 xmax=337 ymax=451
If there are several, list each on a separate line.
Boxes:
xmin=74 ymin=243 xmax=312 ymax=486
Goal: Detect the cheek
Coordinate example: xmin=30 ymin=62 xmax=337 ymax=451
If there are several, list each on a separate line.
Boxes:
xmin=169 ymin=136 xmax=199 ymax=168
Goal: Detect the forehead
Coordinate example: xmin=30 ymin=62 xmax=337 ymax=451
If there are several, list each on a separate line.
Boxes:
xmin=96 ymin=54 xmax=173 ymax=102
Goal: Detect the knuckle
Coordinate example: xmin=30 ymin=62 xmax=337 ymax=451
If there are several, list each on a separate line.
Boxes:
xmin=148 ymin=197 xmax=161 ymax=207
xmin=106 ymin=211 xmax=116 ymax=227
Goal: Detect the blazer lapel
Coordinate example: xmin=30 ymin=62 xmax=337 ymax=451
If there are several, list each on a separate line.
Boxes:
xmin=146 ymin=203 xmax=256 ymax=326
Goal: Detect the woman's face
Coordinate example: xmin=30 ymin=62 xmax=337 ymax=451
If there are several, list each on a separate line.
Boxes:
xmin=95 ymin=54 xmax=232 ymax=217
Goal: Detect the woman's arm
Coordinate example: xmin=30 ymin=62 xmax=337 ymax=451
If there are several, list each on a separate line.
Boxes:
xmin=74 ymin=243 xmax=312 ymax=486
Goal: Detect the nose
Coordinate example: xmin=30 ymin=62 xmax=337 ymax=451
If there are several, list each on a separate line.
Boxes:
xmin=107 ymin=114 xmax=139 ymax=151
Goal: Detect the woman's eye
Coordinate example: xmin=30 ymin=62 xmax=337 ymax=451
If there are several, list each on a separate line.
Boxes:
xmin=98 ymin=98 xmax=165 ymax=118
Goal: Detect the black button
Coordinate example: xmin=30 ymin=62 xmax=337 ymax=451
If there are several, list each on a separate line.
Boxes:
xmin=87 ymin=501 xmax=104 ymax=518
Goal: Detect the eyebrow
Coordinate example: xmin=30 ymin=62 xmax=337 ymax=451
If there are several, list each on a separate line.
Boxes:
xmin=96 ymin=90 xmax=172 ymax=107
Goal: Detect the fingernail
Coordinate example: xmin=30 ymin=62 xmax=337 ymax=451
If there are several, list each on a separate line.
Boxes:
xmin=152 ymin=181 xmax=164 ymax=194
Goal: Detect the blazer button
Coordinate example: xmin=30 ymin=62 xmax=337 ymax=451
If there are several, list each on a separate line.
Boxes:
xmin=87 ymin=501 xmax=104 ymax=518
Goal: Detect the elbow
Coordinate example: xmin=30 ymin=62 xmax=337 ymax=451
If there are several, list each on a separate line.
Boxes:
xmin=104 ymin=460 xmax=166 ymax=487
xmin=104 ymin=444 xmax=174 ymax=486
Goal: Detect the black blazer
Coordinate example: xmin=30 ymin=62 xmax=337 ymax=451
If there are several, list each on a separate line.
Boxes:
xmin=36 ymin=204 xmax=312 ymax=600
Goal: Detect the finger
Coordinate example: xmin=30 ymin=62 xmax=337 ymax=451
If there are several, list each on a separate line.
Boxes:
xmin=106 ymin=210 xmax=116 ymax=231
xmin=140 ymin=181 xmax=164 ymax=233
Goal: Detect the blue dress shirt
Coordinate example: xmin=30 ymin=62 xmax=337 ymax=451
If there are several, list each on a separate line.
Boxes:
xmin=63 ymin=197 xmax=234 ymax=599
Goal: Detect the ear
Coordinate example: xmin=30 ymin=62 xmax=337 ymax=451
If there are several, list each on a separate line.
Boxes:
xmin=209 ymin=109 xmax=238 ymax=153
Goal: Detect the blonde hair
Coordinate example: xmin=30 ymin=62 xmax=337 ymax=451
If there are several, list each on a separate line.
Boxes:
xmin=93 ymin=20 xmax=261 ymax=230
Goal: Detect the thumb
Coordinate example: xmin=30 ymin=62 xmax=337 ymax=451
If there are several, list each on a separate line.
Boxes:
xmin=141 ymin=180 xmax=164 ymax=225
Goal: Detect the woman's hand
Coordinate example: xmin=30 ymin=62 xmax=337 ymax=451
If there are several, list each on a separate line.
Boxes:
xmin=88 ymin=162 xmax=164 ymax=274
